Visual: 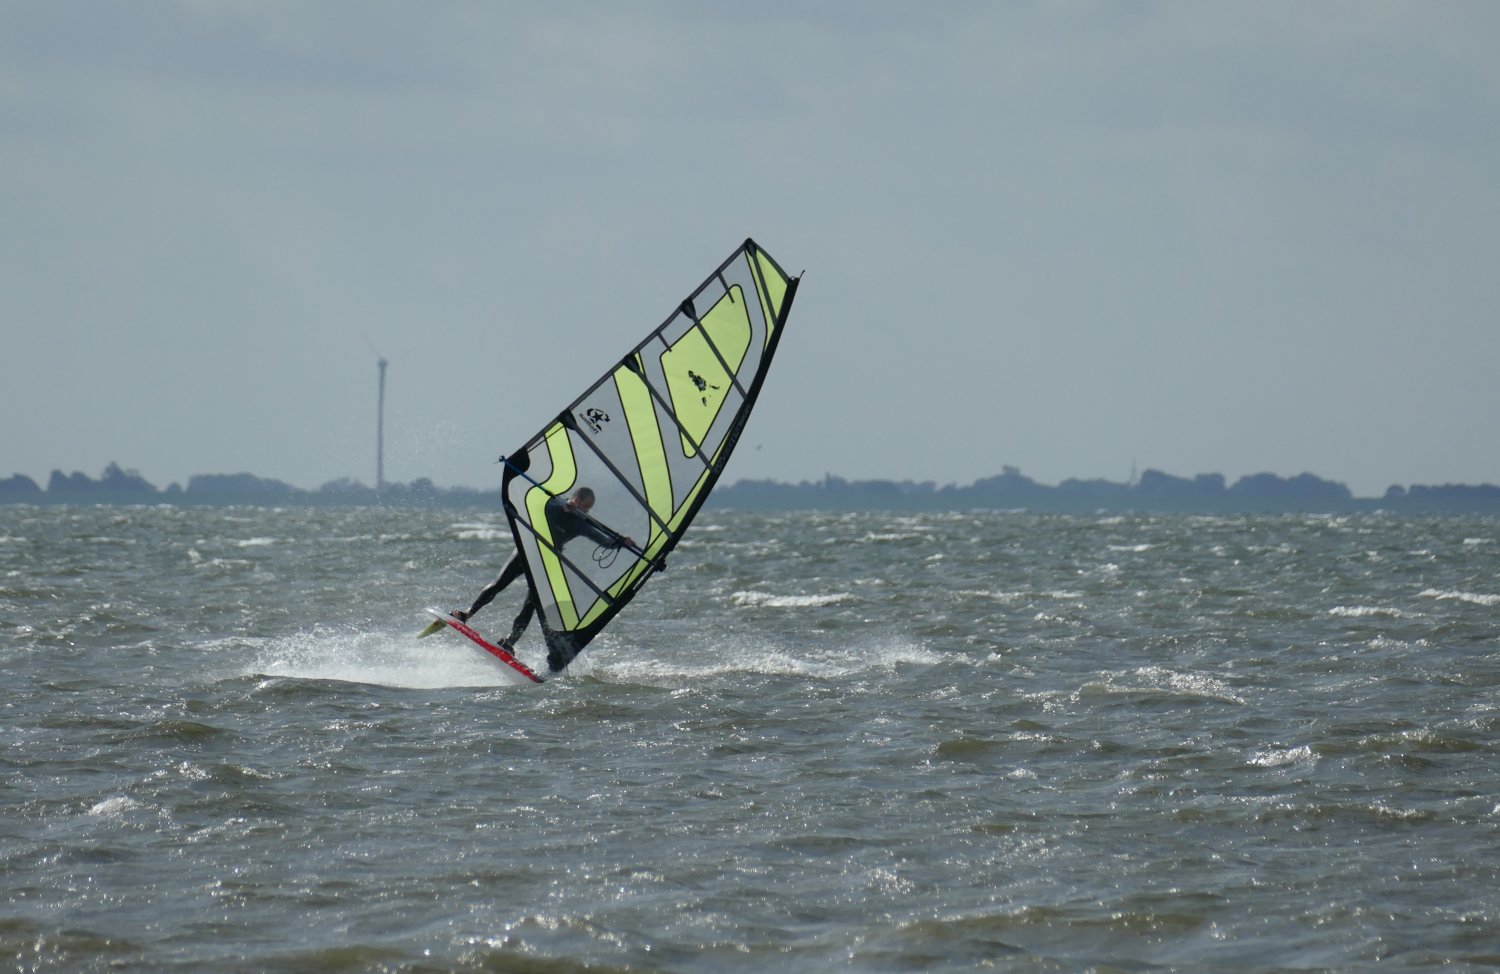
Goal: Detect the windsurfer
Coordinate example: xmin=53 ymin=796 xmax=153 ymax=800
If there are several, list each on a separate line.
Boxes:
xmin=452 ymin=487 xmax=636 ymax=660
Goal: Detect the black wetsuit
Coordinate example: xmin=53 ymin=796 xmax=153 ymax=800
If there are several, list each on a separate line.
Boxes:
xmin=542 ymin=494 xmax=620 ymax=549
xmin=464 ymin=495 xmax=626 ymax=664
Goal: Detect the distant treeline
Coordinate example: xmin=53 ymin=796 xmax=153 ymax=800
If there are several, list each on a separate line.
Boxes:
xmin=4 ymin=462 xmax=1500 ymax=513
xmin=0 ymin=463 xmax=501 ymax=509
xmin=716 ymin=467 xmax=1500 ymax=513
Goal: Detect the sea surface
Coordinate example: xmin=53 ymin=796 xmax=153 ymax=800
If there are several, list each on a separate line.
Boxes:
xmin=3 ymin=504 xmax=1499 ymax=972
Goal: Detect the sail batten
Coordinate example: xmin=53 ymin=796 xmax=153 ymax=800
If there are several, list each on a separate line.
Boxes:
xmin=500 ymin=239 xmax=799 ymax=670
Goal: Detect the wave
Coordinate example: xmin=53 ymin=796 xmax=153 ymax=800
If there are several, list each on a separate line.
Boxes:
xmin=730 ymin=591 xmax=854 ymax=608
xmin=1247 ymin=744 xmax=1315 ymax=769
xmin=1078 ymin=666 xmax=1245 ymax=706
xmin=598 ymin=633 xmax=939 ymax=685
xmin=1329 ymin=605 xmax=1411 ymax=618
xmin=1419 ymin=588 xmax=1500 ymax=607
xmin=955 ymin=589 xmax=1084 ymax=603
xmin=451 ymin=520 xmax=509 ymax=542
xmin=87 ymin=795 xmax=142 ymax=817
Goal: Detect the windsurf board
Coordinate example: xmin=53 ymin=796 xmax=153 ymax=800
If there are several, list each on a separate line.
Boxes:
xmin=423 ymin=609 xmax=545 ymax=685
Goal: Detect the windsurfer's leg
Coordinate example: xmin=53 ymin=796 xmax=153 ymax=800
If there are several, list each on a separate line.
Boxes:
xmin=546 ymin=643 xmax=576 ymax=674
xmin=506 ymin=592 xmax=536 ymax=645
xmin=460 ymin=552 xmax=526 ymax=619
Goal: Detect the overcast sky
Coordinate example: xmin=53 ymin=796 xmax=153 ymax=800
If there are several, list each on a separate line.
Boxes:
xmin=4 ymin=1 xmax=1498 ymax=498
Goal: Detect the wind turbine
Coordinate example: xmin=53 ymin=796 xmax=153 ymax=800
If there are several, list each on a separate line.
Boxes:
xmin=366 ymin=338 xmax=388 ymax=491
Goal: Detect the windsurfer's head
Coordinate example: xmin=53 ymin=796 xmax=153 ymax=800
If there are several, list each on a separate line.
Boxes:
xmin=570 ymin=487 xmax=596 ymax=512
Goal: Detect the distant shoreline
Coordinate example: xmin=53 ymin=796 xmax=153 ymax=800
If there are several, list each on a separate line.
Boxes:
xmin=4 ymin=462 xmax=1500 ymax=514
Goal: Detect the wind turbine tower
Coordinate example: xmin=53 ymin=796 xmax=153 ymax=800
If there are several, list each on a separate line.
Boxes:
xmin=376 ymin=355 xmax=388 ymax=490
xmin=366 ymin=338 xmax=388 ymax=491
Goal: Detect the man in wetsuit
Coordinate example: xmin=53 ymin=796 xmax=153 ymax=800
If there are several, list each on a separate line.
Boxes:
xmin=452 ymin=487 xmax=636 ymax=657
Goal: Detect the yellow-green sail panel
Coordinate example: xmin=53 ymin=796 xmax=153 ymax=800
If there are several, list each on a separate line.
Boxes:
xmin=660 ymin=286 xmax=752 ymax=458
xmin=753 ymin=248 xmax=791 ymax=339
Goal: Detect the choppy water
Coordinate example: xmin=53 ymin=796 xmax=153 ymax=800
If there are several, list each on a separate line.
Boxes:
xmin=3 ymin=504 xmax=1499 ymax=972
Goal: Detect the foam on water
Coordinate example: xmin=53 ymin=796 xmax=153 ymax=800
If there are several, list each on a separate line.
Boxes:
xmin=1248 ymin=744 xmax=1316 ymax=769
xmin=1077 ymin=665 xmax=1247 ymax=705
xmin=599 ymin=631 xmax=939 ymax=685
xmin=243 ymin=626 xmax=527 ymax=689
xmin=1329 ymin=604 xmax=1412 ymax=618
xmin=1419 ymin=587 xmax=1500 ymax=607
xmin=729 ymin=590 xmax=854 ymax=608
xmin=452 ymin=520 xmax=509 ymax=542
xmin=87 ymin=795 xmax=142 ymax=817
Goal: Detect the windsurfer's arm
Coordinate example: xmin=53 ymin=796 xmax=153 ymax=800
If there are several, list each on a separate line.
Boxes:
xmin=601 ymin=526 xmax=640 ymax=553
xmin=590 ymin=517 xmax=657 ymax=568
xmin=573 ymin=510 xmax=636 ymax=551
xmin=577 ymin=518 xmax=618 ymax=548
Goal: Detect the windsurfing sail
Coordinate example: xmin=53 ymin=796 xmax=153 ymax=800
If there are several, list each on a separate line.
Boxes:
xmin=500 ymin=238 xmax=799 ymax=672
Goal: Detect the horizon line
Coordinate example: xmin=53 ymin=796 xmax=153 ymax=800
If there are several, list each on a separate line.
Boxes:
xmin=6 ymin=462 xmax=1500 ymax=502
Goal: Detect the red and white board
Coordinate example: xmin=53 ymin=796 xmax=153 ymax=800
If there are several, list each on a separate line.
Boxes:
xmin=424 ymin=609 xmax=546 ymax=685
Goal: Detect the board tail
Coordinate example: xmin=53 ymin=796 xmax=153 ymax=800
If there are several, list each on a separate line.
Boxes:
xmin=424 ymin=609 xmax=546 ymax=684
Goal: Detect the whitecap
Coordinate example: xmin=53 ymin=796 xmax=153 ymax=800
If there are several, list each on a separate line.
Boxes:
xmin=730 ymin=591 xmax=853 ymax=608
xmin=1079 ymin=666 xmax=1244 ymax=705
xmin=859 ymin=531 xmax=924 ymax=543
xmin=87 ymin=796 xmax=141 ymax=817
xmin=1368 ymin=636 xmax=1422 ymax=651
xmin=1419 ymin=588 xmax=1500 ymax=607
xmin=1329 ymin=605 xmax=1408 ymax=619
xmin=1135 ymin=666 xmax=1245 ymax=704
xmin=1371 ymin=804 xmax=1433 ymax=823
xmin=609 ymin=650 xmax=839 ymax=681
xmin=194 ymin=557 xmax=253 ymax=571
xmin=1248 ymin=745 xmax=1314 ymax=768
xmin=600 ymin=632 xmax=937 ymax=685
xmin=455 ymin=525 xmax=510 ymax=542
xmin=955 ymin=589 xmax=1025 ymax=603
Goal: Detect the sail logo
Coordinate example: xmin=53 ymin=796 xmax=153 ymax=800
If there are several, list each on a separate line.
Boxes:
xmin=688 ymin=370 xmax=721 ymax=406
xmin=580 ymin=407 xmax=611 ymax=434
